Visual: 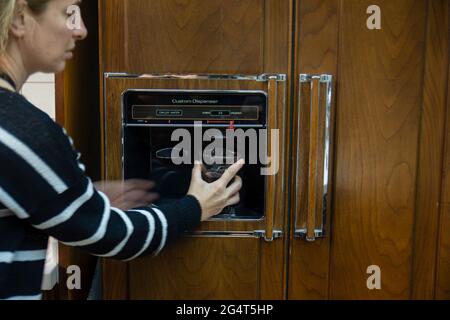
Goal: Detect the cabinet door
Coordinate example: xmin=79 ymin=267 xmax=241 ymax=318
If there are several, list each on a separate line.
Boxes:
xmin=289 ymin=0 xmax=450 ymax=299
xmin=99 ymin=0 xmax=292 ymax=300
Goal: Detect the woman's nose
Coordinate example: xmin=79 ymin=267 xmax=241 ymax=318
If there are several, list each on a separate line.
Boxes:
xmin=73 ymin=18 xmax=88 ymax=40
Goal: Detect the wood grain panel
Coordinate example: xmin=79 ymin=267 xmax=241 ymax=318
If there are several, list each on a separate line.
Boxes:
xmin=100 ymin=0 xmax=126 ymax=73
xmin=129 ymin=238 xmax=259 ymax=299
xmin=412 ymin=0 xmax=450 ymax=300
xmin=289 ymin=0 xmax=339 ymax=299
xmin=102 ymin=0 xmax=264 ymax=74
xmin=102 ymin=260 xmax=129 ymax=299
xmin=436 ymin=40 xmax=450 ymax=298
xmin=260 ymin=241 xmax=285 ymax=299
xmin=264 ymin=0 xmax=291 ymax=73
xmin=330 ymin=0 xmax=427 ymax=299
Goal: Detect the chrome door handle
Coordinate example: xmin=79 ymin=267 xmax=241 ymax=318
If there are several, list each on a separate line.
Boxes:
xmin=294 ymin=74 xmax=334 ymax=241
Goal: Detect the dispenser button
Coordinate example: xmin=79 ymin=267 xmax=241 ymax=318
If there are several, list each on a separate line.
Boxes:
xmin=156 ymin=110 xmax=183 ymax=117
xmin=211 ymin=110 xmax=230 ymax=116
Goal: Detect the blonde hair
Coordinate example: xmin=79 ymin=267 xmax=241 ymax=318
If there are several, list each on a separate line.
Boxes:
xmin=0 ymin=0 xmax=50 ymax=54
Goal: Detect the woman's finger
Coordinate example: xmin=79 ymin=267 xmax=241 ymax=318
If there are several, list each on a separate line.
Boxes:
xmin=191 ymin=161 xmax=203 ymax=181
xmin=226 ymin=193 xmax=240 ymax=207
xmin=218 ymin=159 xmax=244 ymax=186
xmin=225 ymin=175 xmax=242 ymax=197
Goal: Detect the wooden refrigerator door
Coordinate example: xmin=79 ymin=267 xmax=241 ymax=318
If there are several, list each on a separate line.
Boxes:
xmin=289 ymin=0 xmax=450 ymax=299
xmin=99 ymin=0 xmax=293 ymax=299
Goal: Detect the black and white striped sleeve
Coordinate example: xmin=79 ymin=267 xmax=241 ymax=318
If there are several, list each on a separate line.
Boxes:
xmin=0 ymin=122 xmax=201 ymax=261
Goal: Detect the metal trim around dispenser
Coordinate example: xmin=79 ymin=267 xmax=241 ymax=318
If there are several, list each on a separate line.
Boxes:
xmin=103 ymin=73 xmax=286 ymax=238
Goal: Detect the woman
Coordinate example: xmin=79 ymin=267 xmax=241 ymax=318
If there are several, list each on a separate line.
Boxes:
xmin=0 ymin=0 xmax=243 ymax=300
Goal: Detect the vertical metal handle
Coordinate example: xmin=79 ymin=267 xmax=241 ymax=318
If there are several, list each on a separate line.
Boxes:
xmin=263 ymin=76 xmax=278 ymax=241
xmin=294 ymin=74 xmax=333 ymax=241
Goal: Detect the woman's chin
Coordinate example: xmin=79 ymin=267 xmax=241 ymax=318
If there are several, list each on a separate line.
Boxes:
xmin=54 ymin=61 xmax=67 ymax=73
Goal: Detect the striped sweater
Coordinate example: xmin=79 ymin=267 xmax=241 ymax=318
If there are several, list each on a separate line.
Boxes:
xmin=0 ymin=88 xmax=201 ymax=300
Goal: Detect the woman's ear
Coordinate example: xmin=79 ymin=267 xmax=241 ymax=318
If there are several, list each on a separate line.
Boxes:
xmin=9 ymin=0 xmax=29 ymax=39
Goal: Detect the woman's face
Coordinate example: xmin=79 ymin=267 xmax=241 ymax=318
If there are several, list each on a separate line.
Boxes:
xmin=22 ymin=0 xmax=87 ymax=73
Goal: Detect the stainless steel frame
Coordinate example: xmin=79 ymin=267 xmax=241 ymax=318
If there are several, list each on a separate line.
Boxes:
xmin=103 ymin=73 xmax=286 ymax=240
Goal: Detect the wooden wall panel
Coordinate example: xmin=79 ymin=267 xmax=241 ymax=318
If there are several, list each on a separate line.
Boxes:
xmin=102 ymin=0 xmax=265 ymax=74
xmin=289 ymin=0 xmax=339 ymax=299
xmin=101 ymin=260 xmax=129 ymax=299
xmin=263 ymin=0 xmax=291 ymax=73
xmin=100 ymin=0 xmax=292 ymax=73
xmin=436 ymin=32 xmax=450 ymax=299
xmin=330 ymin=0 xmax=427 ymax=299
xmin=129 ymin=238 xmax=259 ymax=300
xmin=412 ymin=0 xmax=450 ymax=300
xmin=100 ymin=0 xmax=126 ymax=74
xmin=260 ymin=241 xmax=285 ymax=299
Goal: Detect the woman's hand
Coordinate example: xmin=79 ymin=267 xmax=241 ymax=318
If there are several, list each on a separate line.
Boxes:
xmin=187 ymin=159 xmax=245 ymax=221
xmin=94 ymin=179 xmax=159 ymax=210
